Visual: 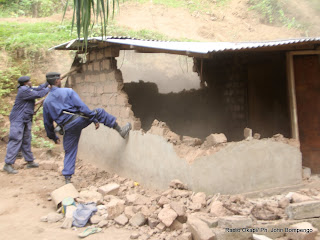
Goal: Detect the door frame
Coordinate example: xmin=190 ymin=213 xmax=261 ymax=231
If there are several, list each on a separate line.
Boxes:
xmin=286 ymin=50 xmax=320 ymax=140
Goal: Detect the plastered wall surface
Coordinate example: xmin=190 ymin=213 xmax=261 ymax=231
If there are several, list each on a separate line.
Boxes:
xmin=78 ymin=126 xmax=302 ymax=194
xmin=69 ymin=47 xmax=302 ymax=194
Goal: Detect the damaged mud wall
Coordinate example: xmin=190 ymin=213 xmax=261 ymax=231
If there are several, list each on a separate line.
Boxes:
xmin=67 ymin=48 xmax=141 ymax=130
xmin=121 ymin=51 xmax=234 ymax=140
xmin=197 ymin=51 xmax=291 ymax=140
xmin=66 ymin=47 xmax=301 ymax=195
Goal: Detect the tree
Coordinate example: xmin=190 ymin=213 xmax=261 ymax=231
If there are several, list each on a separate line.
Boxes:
xmin=64 ymin=0 xmax=119 ymax=49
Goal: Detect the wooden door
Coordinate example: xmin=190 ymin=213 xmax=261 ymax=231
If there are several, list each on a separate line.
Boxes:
xmin=294 ymin=55 xmax=320 ymax=173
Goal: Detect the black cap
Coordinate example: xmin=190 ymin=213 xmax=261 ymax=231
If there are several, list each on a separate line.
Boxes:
xmin=18 ymin=76 xmax=30 ymax=83
xmin=46 ymin=72 xmax=61 ymax=80
xmin=46 ymin=72 xmax=61 ymax=85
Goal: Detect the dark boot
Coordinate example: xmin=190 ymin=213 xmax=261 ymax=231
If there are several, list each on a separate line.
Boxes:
xmin=26 ymin=161 xmax=39 ymax=168
xmin=65 ymin=176 xmax=72 ymax=184
xmin=114 ymin=122 xmax=132 ymax=139
xmin=3 ymin=163 xmax=18 ymax=174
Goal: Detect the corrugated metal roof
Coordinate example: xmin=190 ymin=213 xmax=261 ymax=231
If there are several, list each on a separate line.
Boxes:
xmin=50 ymin=36 xmax=320 ymax=56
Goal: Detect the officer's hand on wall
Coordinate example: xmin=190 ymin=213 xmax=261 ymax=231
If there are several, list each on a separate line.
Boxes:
xmin=95 ymin=123 xmax=100 ymax=130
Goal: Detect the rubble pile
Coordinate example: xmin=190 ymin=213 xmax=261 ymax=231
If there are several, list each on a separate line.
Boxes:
xmin=147 ymin=120 xmax=300 ymax=163
xmin=39 ymin=155 xmax=320 ymax=240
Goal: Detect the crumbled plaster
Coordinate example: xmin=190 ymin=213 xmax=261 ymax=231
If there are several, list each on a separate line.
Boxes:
xmin=144 ymin=119 xmax=300 ymax=164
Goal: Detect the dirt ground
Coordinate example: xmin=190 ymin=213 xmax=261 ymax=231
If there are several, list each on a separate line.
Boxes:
xmin=0 ymin=142 xmax=133 ymax=240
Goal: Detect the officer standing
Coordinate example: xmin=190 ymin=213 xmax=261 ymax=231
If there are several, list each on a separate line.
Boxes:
xmin=43 ymin=72 xmax=131 ymax=184
xmin=3 ymin=76 xmax=50 ymax=174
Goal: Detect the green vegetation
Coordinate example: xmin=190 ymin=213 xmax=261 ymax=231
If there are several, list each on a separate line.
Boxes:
xmin=248 ymin=0 xmax=301 ymax=29
xmin=0 ymin=21 xmax=77 ymax=53
xmin=0 ymin=0 xmax=66 ymax=17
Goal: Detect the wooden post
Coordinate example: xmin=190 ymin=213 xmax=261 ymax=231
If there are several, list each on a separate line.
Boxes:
xmin=286 ymin=52 xmax=299 ymax=139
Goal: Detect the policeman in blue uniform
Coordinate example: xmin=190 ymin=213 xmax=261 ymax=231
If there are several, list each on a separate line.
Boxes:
xmin=43 ymin=72 xmax=131 ymax=184
xmin=3 ymin=76 xmax=50 ymax=174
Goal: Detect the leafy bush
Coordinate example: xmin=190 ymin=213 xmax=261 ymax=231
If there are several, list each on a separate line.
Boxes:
xmin=0 ymin=68 xmax=21 ymax=98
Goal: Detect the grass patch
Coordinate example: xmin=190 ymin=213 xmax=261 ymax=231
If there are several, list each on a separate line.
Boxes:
xmin=0 ymin=21 xmax=77 ymax=53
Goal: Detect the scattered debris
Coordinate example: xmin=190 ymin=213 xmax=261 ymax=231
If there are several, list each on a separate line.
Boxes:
xmin=39 ymin=153 xmax=320 ymax=240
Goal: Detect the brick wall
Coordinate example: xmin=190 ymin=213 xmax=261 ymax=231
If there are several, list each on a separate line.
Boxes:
xmin=68 ymin=47 xmax=141 ymax=130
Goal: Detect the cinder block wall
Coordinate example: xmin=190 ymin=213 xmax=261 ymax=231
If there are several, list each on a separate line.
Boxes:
xmin=68 ymin=48 xmax=141 ymax=130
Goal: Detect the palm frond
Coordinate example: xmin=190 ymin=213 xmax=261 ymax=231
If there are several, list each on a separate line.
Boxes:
xmin=64 ymin=0 xmax=120 ymax=51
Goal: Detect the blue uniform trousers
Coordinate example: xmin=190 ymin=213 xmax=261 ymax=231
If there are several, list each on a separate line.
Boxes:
xmin=62 ymin=108 xmax=116 ymax=177
xmin=5 ymin=121 xmax=34 ymax=164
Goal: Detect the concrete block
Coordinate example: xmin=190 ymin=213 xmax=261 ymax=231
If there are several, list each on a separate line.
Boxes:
xmin=104 ymin=47 xmax=120 ymax=57
xmin=101 ymin=59 xmax=111 ymax=70
xmin=97 ymin=51 xmax=104 ymax=60
xmin=210 ymin=201 xmax=232 ymax=217
xmin=158 ymin=208 xmax=178 ymax=227
xmin=88 ymin=85 xmax=95 ymax=93
xmin=98 ymin=183 xmax=120 ymax=196
xmin=192 ymin=192 xmax=207 ymax=207
xmin=218 ymin=215 xmax=253 ymax=228
xmin=182 ymin=136 xmax=202 ymax=146
xmin=124 ymin=206 xmax=135 ymax=219
xmin=91 ymin=96 xmax=99 ymax=105
xmin=106 ymin=199 xmax=125 ymax=220
xmin=116 ymin=94 xmax=128 ymax=105
xmin=253 ymin=133 xmax=261 ymax=139
xmin=187 ymin=216 xmax=215 ymax=240
xmin=205 ymin=133 xmax=227 ymax=146
xmin=96 ymin=85 xmax=104 ymax=95
xmin=170 ymin=201 xmax=186 ymax=217
xmin=75 ymin=76 xmax=83 ymax=84
xmin=286 ymin=222 xmax=318 ymax=240
xmin=90 ymin=215 xmax=102 ymax=224
xmin=51 ymin=184 xmax=79 ymax=208
xmin=191 ymin=212 xmax=218 ymax=228
xmin=87 ymin=62 xmax=94 ymax=71
xmin=114 ymin=214 xmax=129 ymax=226
xmin=103 ymin=82 xmax=118 ymax=93
xmin=148 ymin=217 xmax=159 ymax=228
xmin=93 ymin=61 xmax=100 ymax=71
xmin=129 ymin=213 xmax=147 ymax=227
xmin=286 ymin=201 xmax=320 ymax=220
xmin=87 ymin=51 xmax=96 ymax=62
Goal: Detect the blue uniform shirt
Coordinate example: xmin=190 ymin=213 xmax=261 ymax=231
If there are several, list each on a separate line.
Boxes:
xmin=10 ymin=83 xmax=49 ymax=123
xmin=43 ymin=87 xmax=98 ymax=141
